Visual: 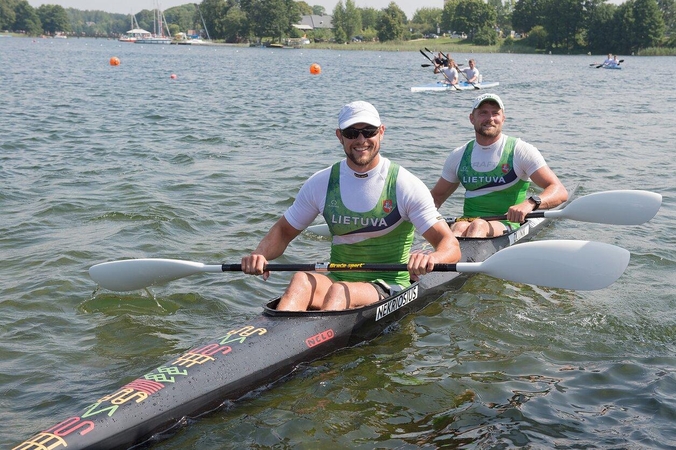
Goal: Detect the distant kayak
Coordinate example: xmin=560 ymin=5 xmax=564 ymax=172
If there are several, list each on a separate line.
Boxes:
xmin=590 ymin=60 xmax=623 ymax=69
xmin=411 ymin=81 xmax=500 ymax=92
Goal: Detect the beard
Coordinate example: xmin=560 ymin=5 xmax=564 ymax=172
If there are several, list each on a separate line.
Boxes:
xmin=345 ymin=145 xmax=379 ymax=168
xmin=475 ymin=122 xmax=501 ymax=139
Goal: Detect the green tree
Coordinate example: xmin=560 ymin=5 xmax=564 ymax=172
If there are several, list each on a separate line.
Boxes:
xmin=222 ymin=3 xmax=248 ymax=42
xmin=199 ymin=0 xmax=234 ymax=41
xmin=487 ymin=0 xmax=511 ymax=35
xmin=543 ymin=0 xmax=585 ymax=51
xmin=585 ymin=1 xmax=618 ymax=54
xmin=343 ymin=0 xmax=361 ymax=39
xmin=0 ymin=0 xmax=17 ymax=30
xmin=358 ymin=7 xmax=380 ymax=30
xmin=296 ymin=1 xmax=313 ymax=15
xmin=245 ymin=0 xmax=299 ymax=42
xmin=473 ymin=25 xmax=499 ymax=44
xmin=164 ymin=4 xmax=199 ymax=34
xmin=13 ymin=0 xmax=42 ymax=35
xmin=332 ymin=0 xmax=346 ymax=42
xmin=511 ymin=0 xmax=547 ymax=34
xmin=441 ymin=0 xmax=459 ymax=33
xmin=333 ymin=0 xmax=363 ymax=42
xmin=451 ymin=0 xmax=497 ymax=41
xmin=522 ymin=23 xmax=547 ymax=48
xmin=37 ymin=4 xmax=71 ymax=34
xmin=376 ymin=2 xmax=406 ymax=41
xmin=658 ymin=0 xmax=676 ymax=34
xmin=312 ymin=5 xmax=325 ymax=15
xmin=411 ymin=7 xmax=442 ymax=34
xmin=632 ymin=0 xmax=666 ymax=49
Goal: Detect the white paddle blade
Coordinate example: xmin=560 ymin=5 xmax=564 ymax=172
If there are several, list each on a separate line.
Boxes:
xmin=458 ymin=240 xmax=630 ymax=290
xmin=307 ymin=224 xmax=331 ymax=237
xmin=551 ymin=190 xmax=662 ymax=225
xmin=89 ymin=259 xmax=216 ymax=292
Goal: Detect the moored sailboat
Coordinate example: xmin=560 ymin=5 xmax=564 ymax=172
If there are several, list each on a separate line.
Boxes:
xmin=119 ymin=13 xmax=151 ymax=43
xmin=135 ymin=1 xmax=172 ymax=45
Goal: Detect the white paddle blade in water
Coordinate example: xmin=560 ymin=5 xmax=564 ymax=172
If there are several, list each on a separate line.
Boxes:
xmin=457 ymin=240 xmax=630 ymax=290
xmin=89 ymin=259 xmax=223 ymax=292
xmin=548 ymin=190 xmax=662 ymax=225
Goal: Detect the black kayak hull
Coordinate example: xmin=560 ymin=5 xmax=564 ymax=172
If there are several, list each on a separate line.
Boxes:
xmin=14 ymin=193 xmax=571 ymax=449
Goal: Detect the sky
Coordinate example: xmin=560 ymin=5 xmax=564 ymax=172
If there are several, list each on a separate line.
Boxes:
xmin=28 ymin=0 xmax=625 ymax=22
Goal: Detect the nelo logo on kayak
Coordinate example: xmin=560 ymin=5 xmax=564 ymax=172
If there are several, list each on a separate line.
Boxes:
xmin=376 ymin=285 xmax=419 ymax=321
xmin=306 ymin=329 xmax=335 ymax=348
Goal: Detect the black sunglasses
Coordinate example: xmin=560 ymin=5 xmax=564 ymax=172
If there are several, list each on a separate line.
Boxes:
xmin=340 ymin=126 xmax=380 ymax=139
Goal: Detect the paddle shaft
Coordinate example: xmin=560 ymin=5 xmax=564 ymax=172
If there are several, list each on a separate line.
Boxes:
xmin=223 ymin=263 xmax=458 ymax=272
xmin=421 ymin=63 xmax=462 ymax=68
xmin=89 ymin=239 xmax=630 ymax=292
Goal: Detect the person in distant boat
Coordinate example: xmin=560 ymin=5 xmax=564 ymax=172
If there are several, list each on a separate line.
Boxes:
xmin=610 ymin=55 xmax=621 ymax=67
xmin=434 ymin=51 xmax=449 ymax=66
xmin=430 ymin=93 xmax=568 ymax=238
xmin=603 ymin=53 xmax=614 ymax=65
xmin=459 ymin=59 xmax=480 ymax=84
xmin=241 ymin=101 xmax=461 ymax=311
xmin=434 ymin=58 xmax=458 ymax=85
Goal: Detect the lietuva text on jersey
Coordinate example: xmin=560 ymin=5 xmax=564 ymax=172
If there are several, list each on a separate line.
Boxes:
xmin=329 ymin=215 xmax=389 ymax=227
xmin=462 ymin=175 xmax=507 ymax=184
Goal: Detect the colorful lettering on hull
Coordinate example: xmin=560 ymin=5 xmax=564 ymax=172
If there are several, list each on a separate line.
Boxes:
xmin=14 ymin=324 xmax=268 ymax=448
xmin=12 ymin=417 xmax=94 ymax=450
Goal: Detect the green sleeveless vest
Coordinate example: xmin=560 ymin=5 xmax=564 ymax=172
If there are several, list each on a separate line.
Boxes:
xmin=322 ymin=162 xmax=414 ymax=286
xmin=459 ymin=137 xmax=529 ymax=228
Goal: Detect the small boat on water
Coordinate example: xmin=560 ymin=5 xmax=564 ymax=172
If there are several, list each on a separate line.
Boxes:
xmin=411 ymin=81 xmax=500 ymax=92
xmin=14 ymin=187 xmax=661 ymax=449
xmin=589 ymin=59 xmax=624 ymax=70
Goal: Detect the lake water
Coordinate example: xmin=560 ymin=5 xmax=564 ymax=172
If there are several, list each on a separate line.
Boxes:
xmin=1 ymin=37 xmax=675 ymax=448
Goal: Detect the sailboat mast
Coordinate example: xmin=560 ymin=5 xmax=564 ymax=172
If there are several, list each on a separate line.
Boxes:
xmin=157 ymin=2 xmax=161 ymax=37
xmin=196 ymin=3 xmax=211 ymax=41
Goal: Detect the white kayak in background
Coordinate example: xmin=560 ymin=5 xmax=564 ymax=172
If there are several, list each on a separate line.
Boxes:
xmin=411 ymin=81 xmax=500 ymax=92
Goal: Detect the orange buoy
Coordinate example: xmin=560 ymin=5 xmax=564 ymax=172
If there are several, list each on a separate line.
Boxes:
xmin=170 ymin=74 xmax=177 ymax=79
xmin=109 ymin=56 xmax=120 ymax=66
xmin=309 ymin=63 xmax=321 ymax=75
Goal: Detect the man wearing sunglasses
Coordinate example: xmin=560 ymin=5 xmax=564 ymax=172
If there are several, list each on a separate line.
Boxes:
xmin=241 ymin=101 xmax=460 ymax=311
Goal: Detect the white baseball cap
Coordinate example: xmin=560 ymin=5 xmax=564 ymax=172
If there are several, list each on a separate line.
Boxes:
xmin=338 ymin=101 xmax=381 ymax=129
xmin=472 ymin=93 xmax=505 ymax=112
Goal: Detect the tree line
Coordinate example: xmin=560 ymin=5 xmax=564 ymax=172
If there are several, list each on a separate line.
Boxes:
xmin=1 ymin=0 xmax=674 ymax=53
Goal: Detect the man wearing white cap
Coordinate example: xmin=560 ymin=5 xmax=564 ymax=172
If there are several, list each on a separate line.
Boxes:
xmin=431 ymin=93 xmax=568 ymax=237
xmin=242 ymin=101 xmax=460 ymax=311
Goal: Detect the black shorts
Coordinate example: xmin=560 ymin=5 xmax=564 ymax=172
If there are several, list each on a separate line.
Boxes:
xmin=371 ymin=281 xmax=389 ymax=300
